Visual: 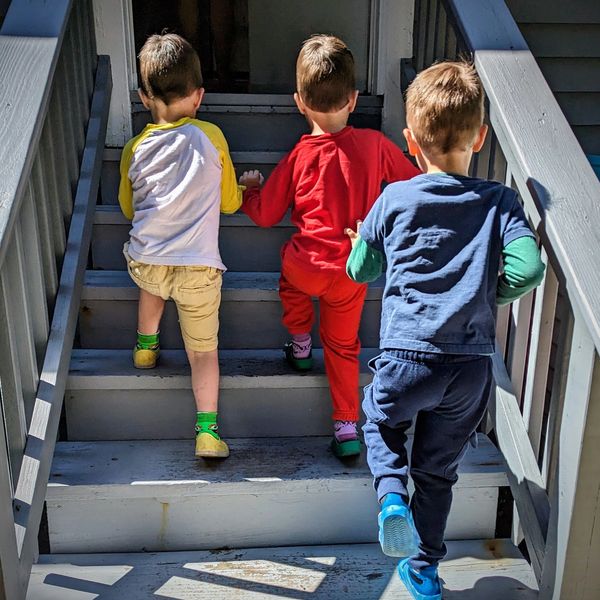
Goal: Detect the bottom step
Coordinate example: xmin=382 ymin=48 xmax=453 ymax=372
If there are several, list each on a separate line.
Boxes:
xmin=28 ymin=540 xmax=537 ymax=599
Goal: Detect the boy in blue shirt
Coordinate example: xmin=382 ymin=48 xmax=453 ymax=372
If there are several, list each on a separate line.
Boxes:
xmin=346 ymin=61 xmax=544 ymax=599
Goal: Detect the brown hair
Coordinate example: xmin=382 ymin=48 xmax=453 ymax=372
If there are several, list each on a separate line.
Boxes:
xmin=405 ymin=61 xmax=484 ymax=153
xmin=296 ymin=34 xmax=356 ymax=112
xmin=138 ymin=33 xmax=203 ymax=105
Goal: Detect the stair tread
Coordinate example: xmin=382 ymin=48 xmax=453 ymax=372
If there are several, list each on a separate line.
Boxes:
xmin=94 ymin=204 xmax=293 ymax=227
xmin=47 ymin=435 xmax=507 ymax=495
xmin=28 ymin=540 xmax=537 ymax=599
xmin=81 ymin=270 xmax=385 ymax=301
xmin=68 ymin=348 xmax=380 ymax=389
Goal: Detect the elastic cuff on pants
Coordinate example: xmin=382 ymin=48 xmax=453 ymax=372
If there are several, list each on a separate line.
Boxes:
xmin=376 ymin=476 xmax=409 ymax=503
xmin=332 ymin=410 xmax=360 ymax=422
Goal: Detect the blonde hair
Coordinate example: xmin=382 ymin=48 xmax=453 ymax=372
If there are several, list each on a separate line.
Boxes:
xmin=139 ymin=33 xmax=202 ymax=105
xmin=405 ymin=61 xmax=484 ymax=153
xmin=296 ymin=34 xmax=355 ymax=112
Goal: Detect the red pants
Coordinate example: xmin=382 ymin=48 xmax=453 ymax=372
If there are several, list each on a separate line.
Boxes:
xmin=280 ymin=256 xmax=368 ymax=421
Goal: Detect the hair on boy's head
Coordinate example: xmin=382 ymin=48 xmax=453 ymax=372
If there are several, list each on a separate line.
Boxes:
xmin=405 ymin=61 xmax=484 ymax=154
xmin=138 ymin=33 xmax=203 ymax=105
xmin=296 ymin=34 xmax=356 ymax=112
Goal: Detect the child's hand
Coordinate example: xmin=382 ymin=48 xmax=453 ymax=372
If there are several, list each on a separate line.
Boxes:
xmin=239 ymin=170 xmax=264 ymax=188
xmin=345 ymin=220 xmax=362 ymax=248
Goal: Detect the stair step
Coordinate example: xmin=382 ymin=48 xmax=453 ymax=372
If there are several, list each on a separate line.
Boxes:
xmin=28 ymin=539 xmax=537 ymax=599
xmin=131 ymin=93 xmax=382 ymax=151
xmin=45 ymin=435 xmax=506 ymax=553
xmin=65 ymin=348 xmax=380 ymax=440
xmin=91 ymin=205 xmax=294 ymax=272
xmin=100 ymin=149 xmax=285 ymax=207
xmin=79 ymin=271 xmax=383 ymax=349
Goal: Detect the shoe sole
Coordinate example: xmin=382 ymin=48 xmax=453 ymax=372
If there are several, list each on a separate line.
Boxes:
xmin=331 ymin=438 xmax=361 ymax=457
xmin=133 ymin=363 xmax=157 ymax=369
xmin=397 ymin=559 xmax=442 ymax=600
xmin=379 ymin=509 xmax=418 ymax=557
xmin=195 ymin=450 xmax=230 ymax=458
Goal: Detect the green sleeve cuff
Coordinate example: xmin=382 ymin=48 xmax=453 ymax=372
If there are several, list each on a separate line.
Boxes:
xmin=346 ymin=236 xmax=384 ymax=283
xmin=497 ymin=236 xmax=545 ymax=306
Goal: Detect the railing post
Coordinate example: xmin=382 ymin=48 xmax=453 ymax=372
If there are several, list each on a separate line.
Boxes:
xmin=541 ymin=309 xmax=600 ymax=599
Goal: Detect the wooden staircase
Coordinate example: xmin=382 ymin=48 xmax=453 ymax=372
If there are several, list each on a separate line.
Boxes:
xmin=27 ymin=94 xmax=537 ymax=598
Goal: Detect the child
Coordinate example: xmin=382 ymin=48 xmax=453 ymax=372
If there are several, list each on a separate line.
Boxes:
xmin=239 ymin=34 xmax=420 ymax=458
xmin=118 ymin=33 xmax=242 ymax=459
xmin=345 ymin=61 xmax=545 ymax=599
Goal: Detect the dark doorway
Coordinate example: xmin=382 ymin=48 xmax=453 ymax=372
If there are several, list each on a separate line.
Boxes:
xmin=132 ymin=0 xmax=249 ymax=93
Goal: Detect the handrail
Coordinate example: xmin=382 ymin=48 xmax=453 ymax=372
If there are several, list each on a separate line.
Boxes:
xmin=0 ymin=1 xmax=111 ymax=597
xmin=411 ymin=1 xmax=600 ymax=598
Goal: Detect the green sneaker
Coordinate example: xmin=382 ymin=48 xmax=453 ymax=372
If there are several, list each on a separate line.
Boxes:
xmin=331 ymin=421 xmax=361 ymax=457
xmin=284 ymin=341 xmax=313 ymax=371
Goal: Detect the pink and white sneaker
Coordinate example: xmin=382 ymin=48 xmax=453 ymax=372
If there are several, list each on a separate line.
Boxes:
xmin=332 ymin=420 xmax=361 ymax=457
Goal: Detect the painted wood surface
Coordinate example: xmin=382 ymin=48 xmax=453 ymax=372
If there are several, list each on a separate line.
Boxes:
xmin=27 ymin=540 xmax=537 ymax=600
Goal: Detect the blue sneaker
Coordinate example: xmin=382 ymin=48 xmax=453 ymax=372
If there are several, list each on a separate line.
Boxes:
xmin=398 ymin=559 xmax=442 ymax=600
xmin=378 ymin=493 xmax=419 ymax=557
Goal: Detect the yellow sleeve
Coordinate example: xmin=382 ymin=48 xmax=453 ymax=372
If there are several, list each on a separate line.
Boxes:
xmin=118 ymin=138 xmax=136 ymax=220
xmin=193 ymin=120 xmax=243 ymax=214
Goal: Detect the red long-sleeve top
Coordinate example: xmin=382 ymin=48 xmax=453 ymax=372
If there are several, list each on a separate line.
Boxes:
xmin=242 ymin=126 xmax=420 ymax=272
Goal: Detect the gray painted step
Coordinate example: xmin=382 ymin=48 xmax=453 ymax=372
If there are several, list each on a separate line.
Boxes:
xmin=46 ymin=435 xmax=506 ymax=553
xmin=100 ymin=149 xmax=284 ymax=206
xmin=92 ymin=205 xmax=294 ymax=272
xmin=79 ymin=271 xmax=383 ymax=350
xmin=131 ymin=93 xmax=383 ymax=150
xmin=28 ymin=540 xmax=538 ymax=599
xmin=66 ymin=348 xmax=380 ymax=440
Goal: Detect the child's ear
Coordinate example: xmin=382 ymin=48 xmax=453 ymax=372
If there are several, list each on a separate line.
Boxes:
xmin=403 ymin=128 xmax=420 ymax=157
xmin=294 ymin=92 xmax=306 ymax=115
xmin=347 ymin=90 xmax=359 ymax=114
xmin=473 ymin=124 xmax=488 ymax=153
xmin=193 ymin=87 xmax=205 ymax=111
xmin=138 ymin=88 xmax=152 ymax=110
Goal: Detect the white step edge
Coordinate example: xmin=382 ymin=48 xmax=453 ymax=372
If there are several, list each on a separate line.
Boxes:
xmin=45 ymin=437 xmax=506 ymax=552
xmin=47 ymin=436 xmax=506 ymax=497
xmin=67 ymin=348 xmax=380 ymax=391
xmin=94 ymin=204 xmax=294 ymax=227
xmin=81 ymin=270 xmax=385 ymax=302
xmin=28 ymin=540 xmax=538 ymax=600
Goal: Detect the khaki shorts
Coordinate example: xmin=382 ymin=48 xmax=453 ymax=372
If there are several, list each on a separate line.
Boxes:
xmin=124 ymin=245 xmax=222 ymax=352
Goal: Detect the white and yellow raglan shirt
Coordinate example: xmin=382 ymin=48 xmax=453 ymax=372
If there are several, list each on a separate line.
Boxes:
xmin=118 ymin=117 xmax=243 ymax=270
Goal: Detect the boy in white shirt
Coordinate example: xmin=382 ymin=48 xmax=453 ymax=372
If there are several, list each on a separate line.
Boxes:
xmin=119 ymin=33 xmax=242 ymax=458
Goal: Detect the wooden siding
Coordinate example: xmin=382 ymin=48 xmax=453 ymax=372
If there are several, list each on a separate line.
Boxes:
xmin=505 ymin=1 xmax=600 ymax=156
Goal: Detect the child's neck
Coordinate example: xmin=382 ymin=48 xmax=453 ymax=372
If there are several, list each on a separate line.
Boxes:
xmin=419 ymin=148 xmax=474 ymax=177
xmin=150 ymin=104 xmax=196 ymax=125
xmin=308 ymin=113 xmax=349 ymax=136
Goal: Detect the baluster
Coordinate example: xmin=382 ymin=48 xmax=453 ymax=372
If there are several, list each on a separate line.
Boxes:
xmin=521 ymin=257 xmax=559 ymax=460
xmin=19 ymin=185 xmax=50 ymax=369
xmin=72 ymin=1 xmax=91 ymax=123
xmin=0 ymin=268 xmax=27 ymax=482
xmin=4 ymin=225 xmax=39 ymax=428
xmin=30 ymin=153 xmax=59 ymax=305
xmin=444 ymin=17 xmax=458 ymax=60
xmin=425 ymin=0 xmax=439 ymax=66
xmin=416 ymin=0 xmax=428 ymax=71
xmin=434 ymin=3 xmax=447 ymax=61
xmin=79 ymin=0 xmax=95 ymax=102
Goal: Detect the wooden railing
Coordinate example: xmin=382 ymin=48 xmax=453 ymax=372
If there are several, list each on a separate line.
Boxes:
xmin=408 ymin=1 xmax=600 ymax=598
xmin=0 ymin=1 xmax=111 ymax=598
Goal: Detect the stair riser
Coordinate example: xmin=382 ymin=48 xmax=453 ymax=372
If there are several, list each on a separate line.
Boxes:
xmin=132 ymin=110 xmax=381 ymax=151
xmin=46 ymin=486 xmax=499 ymax=554
xmin=91 ymin=223 xmax=293 ymax=271
xmin=78 ymin=299 xmax=382 ymax=349
xmin=65 ymin=386 xmax=372 ymax=440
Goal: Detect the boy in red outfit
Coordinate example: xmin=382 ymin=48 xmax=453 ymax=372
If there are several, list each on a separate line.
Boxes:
xmin=240 ymin=35 xmax=419 ymax=457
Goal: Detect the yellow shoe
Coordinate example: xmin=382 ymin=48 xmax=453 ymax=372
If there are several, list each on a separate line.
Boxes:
xmin=133 ymin=346 xmax=159 ymax=369
xmin=195 ymin=432 xmax=230 ymax=458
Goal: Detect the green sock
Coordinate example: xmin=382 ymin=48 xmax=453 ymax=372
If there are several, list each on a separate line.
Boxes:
xmin=195 ymin=411 xmax=220 ymax=440
xmin=136 ymin=331 xmax=159 ymax=351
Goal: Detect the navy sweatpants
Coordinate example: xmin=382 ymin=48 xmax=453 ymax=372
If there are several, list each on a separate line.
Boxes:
xmin=362 ymin=349 xmax=493 ymax=569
